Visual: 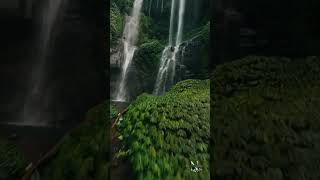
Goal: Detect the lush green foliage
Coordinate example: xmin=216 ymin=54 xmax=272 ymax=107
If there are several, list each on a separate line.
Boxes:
xmin=111 ymin=0 xmax=134 ymax=13
xmin=211 ymin=56 xmax=320 ymax=179
xmin=110 ymin=4 xmax=123 ymax=46
xmin=119 ymin=80 xmax=210 ymax=180
xmin=41 ymin=102 xmax=110 ymax=180
xmin=133 ymin=39 xmax=164 ymax=92
xmin=185 ymin=22 xmax=210 ymax=43
xmin=138 ymin=14 xmax=161 ymax=45
xmin=110 ymin=0 xmax=210 ymax=96
xmin=110 ymin=104 xmax=118 ymax=119
xmin=0 ymin=138 xmax=27 ymax=179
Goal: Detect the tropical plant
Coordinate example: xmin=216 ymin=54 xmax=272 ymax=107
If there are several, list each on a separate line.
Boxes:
xmin=119 ymin=80 xmax=210 ymax=180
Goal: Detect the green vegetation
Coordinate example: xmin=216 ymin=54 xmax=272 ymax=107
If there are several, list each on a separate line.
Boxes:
xmin=109 ymin=1 xmax=210 ymax=179
xmin=185 ymin=22 xmax=210 ymax=43
xmin=111 ymin=0 xmax=134 ymax=13
xmin=110 ymin=4 xmax=123 ymax=46
xmin=133 ymin=39 xmax=165 ymax=91
xmin=138 ymin=14 xmax=155 ymax=45
xmin=0 ymin=138 xmax=27 ymax=179
xmin=211 ymin=56 xmax=320 ymax=179
xmin=119 ymin=80 xmax=210 ymax=180
xmin=110 ymin=0 xmax=210 ymax=95
xmin=41 ymin=102 xmax=110 ymax=180
xmin=111 ymin=104 xmax=118 ymax=119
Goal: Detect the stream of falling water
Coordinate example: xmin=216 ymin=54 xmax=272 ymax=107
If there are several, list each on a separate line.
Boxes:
xmin=161 ymin=0 xmax=164 ymax=13
xmin=148 ymin=0 xmax=152 ymax=16
xmin=115 ymin=0 xmax=144 ymax=102
xmin=153 ymin=0 xmax=186 ymax=95
xmin=21 ymin=0 xmax=63 ymax=126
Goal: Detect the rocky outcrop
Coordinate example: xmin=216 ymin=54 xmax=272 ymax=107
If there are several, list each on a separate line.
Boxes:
xmin=110 ymin=41 xmax=124 ymax=98
xmin=174 ymin=23 xmax=210 ymax=82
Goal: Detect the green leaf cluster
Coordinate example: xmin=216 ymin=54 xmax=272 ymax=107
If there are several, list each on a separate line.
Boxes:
xmin=40 ymin=101 xmax=110 ymax=180
xmin=132 ymin=39 xmax=164 ymax=91
xmin=110 ymin=3 xmax=124 ymax=46
xmin=119 ymin=80 xmax=210 ymax=180
xmin=110 ymin=104 xmax=118 ymax=120
xmin=111 ymin=0 xmax=134 ymax=14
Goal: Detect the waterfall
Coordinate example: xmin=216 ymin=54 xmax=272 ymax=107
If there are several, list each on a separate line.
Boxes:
xmin=115 ymin=0 xmax=144 ymax=102
xmin=176 ymin=0 xmax=186 ymax=45
xmin=161 ymin=0 xmax=164 ymax=14
xmin=148 ymin=0 xmax=152 ymax=16
xmin=21 ymin=0 xmax=64 ymax=126
xmin=168 ymin=0 xmax=176 ymax=46
xmin=153 ymin=0 xmax=186 ymax=95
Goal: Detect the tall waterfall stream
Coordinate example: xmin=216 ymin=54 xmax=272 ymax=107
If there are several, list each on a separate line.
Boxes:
xmin=21 ymin=0 xmax=64 ymax=126
xmin=153 ymin=0 xmax=186 ymax=95
xmin=115 ymin=0 xmax=144 ymax=102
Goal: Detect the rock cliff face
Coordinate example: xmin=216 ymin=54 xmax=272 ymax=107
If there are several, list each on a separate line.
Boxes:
xmin=0 ymin=0 xmax=107 ymax=126
xmin=177 ymin=23 xmax=210 ymax=81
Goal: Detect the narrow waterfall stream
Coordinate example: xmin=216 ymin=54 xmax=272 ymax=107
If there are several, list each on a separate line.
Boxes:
xmin=153 ymin=0 xmax=186 ymax=95
xmin=21 ymin=0 xmax=64 ymax=126
xmin=115 ymin=0 xmax=144 ymax=102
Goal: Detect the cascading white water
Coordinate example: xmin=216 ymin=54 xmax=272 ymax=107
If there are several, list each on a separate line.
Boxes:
xmin=153 ymin=0 xmax=186 ymax=95
xmin=21 ymin=0 xmax=63 ymax=126
xmin=148 ymin=0 xmax=152 ymax=16
xmin=168 ymin=0 xmax=176 ymax=46
xmin=115 ymin=0 xmax=144 ymax=102
xmin=161 ymin=0 xmax=164 ymax=14
xmin=147 ymin=0 xmax=163 ymax=16
xmin=176 ymin=0 xmax=186 ymax=45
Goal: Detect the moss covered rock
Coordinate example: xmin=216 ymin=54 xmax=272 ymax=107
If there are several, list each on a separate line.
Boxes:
xmin=211 ymin=56 xmax=320 ymax=179
xmin=129 ymin=39 xmax=164 ymax=94
xmin=119 ymin=79 xmax=210 ymax=180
